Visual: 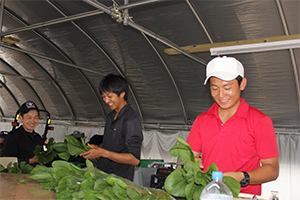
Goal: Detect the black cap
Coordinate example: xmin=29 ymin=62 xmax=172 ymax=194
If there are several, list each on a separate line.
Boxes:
xmin=19 ymin=101 xmax=39 ymax=115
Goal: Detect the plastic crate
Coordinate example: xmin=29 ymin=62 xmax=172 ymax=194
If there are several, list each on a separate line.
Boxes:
xmin=136 ymin=159 xmax=164 ymax=168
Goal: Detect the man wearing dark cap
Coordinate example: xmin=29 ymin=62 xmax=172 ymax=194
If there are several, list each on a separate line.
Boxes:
xmin=186 ymin=56 xmax=279 ymax=195
xmin=2 ymin=101 xmax=43 ymax=165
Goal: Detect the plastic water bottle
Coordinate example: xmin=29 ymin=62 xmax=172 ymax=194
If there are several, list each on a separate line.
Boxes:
xmin=269 ymin=191 xmax=279 ymax=200
xmin=200 ymin=171 xmax=233 ymax=200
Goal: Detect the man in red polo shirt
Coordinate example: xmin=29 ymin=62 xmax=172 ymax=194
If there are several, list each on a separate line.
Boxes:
xmin=186 ymin=56 xmax=279 ymax=195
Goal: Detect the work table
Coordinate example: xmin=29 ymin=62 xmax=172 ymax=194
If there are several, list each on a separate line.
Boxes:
xmin=0 ymin=173 xmax=56 ymax=200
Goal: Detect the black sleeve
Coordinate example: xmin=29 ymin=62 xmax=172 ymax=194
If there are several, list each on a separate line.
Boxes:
xmin=124 ymin=116 xmax=143 ymax=159
xmin=2 ymin=133 xmax=18 ymax=157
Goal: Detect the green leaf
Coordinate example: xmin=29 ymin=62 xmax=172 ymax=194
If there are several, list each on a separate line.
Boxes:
xmin=0 ymin=164 xmax=5 ymax=172
xmin=19 ymin=161 xmax=26 ymax=170
xmin=164 ymin=168 xmax=187 ymax=197
xmin=64 ymin=135 xmax=91 ymax=157
xmin=84 ymin=190 xmax=99 ymax=200
xmin=46 ymin=138 xmax=55 ymax=149
xmin=52 ymin=142 xmax=68 ymax=152
xmin=183 ymin=160 xmax=194 ymax=172
xmin=52 ymin=160 xmax=72 ymax=170
xmin=192 ymin=184 xmax=204 ymax=200
xmin=223 ymin=176 xmax=241 ymax=197
xmin=66 ymin=175 xmax=82 ymax=190
xmin=94 ymin=179 xmax=110 ymax=190
xmin=34 ymin=145 xmax=43 ymax=156
xmin=113 ymin=184 xmax=128 ymax=199
xmin=72 ymin=191 xmax=85 ymax=199
xmin=95 ymin=193 xmax=111 ymax=200
xmin=67 ymin=142 xmax=86 ymax=156
xmin=57 ymin=152 xmax=70 ymax=161
xmin=185 ymin=182 xmax=194 ymax=200
xmin=169 ymin=137 xmax=195 ymax=164
xmin=41 ymin=181 xmax=57 ymax=190
xmin=55 ymin=176 xmax=69 ymax=193
xmin=81 ymin=178 xmax=95 ymax=191
xmin=22 ymin=164 xmax=34 ymax=174
xmin=183 ymin=170 xmax=194 ymax=184
xmin=195 ymin=170 xmax=210 ymax=186
xmin=206 ymin=162 xmax=218 ymax=174
xmin=117 ymin=178 xmax=128 ymax=189
xmin=20 ymin=179 xmax=26 ymax=184
xmin=29 ymin=173 xmax=55 ymax=183
xmin=105 ymin=175 xmax=120 ymax=186
xmin=56 ymin=190 xmax=73 ymax=200
xmin=86 ymin=159 xmax=95 ymax=173
xmin=127 ymin=187 xmax=142 ymax=199
xmin=103 ymin=186 xmax=118 ymax=199
xmin=30 ymin=164 xmax=52 ymax=175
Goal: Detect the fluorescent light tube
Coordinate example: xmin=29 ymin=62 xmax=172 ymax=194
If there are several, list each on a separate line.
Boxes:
xmin=210 ymin=39 xmax=300 ymax=55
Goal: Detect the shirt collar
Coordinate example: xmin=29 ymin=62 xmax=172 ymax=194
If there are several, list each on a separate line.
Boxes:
xmin=20 ymin=125 xmax=36 ymax=135
xmin=110 ymin=103 xmax=130 ymax=119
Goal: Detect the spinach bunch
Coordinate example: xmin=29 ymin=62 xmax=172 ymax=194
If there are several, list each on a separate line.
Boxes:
xmin=164 ymin=137 xmax=241 ymax=200
xmin=64 ymin=135 xmax=91 ymax=156
xmin=0 ymin=161 xmax=33 ymax=174
xmin=34 ymin=137 xmax=70 ymax=165
xmin=34 ymin=135 xmax=91 ymax=165
xmin=29 ymin=159 xmax=175 ymax=200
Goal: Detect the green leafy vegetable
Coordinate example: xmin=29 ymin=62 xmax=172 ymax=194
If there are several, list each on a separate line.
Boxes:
xmin=34 ymin=136 xmax=91 ymax=165
xmin=34 ymin=138 xmax=68 ymax=165
xmin=164 ymin=137 xmax=241 ymax=199
xmin=0 ymin=161 xmax=33 ymax=174
xmin=20 ymin=179 xmax=26 ymax=184
xmin=29 ymin=159 xmax=175 ymax=200
xmin=64 ymin=135 xmax=91 ymax=156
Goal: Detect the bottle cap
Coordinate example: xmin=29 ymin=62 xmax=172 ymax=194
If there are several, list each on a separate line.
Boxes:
xmin=212 ymin=171 xmax=223 ymax=180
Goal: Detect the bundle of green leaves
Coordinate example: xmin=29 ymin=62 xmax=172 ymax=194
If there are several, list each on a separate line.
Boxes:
xmin=164 ymin=137 xmax=241 ymax=200
xmin=0 ymin=161 xmax=33 ymax=174
xmin=34 ymin=136 xmax=91 ymax=165
xmin=29 ymin=159 xmax=175 ymax=200
xmin=64 ymin=135 xmax=91 ymax=156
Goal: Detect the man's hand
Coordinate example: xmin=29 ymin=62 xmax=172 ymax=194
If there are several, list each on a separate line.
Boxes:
xmin=193 ymin=151 xmax=204 ymax=170
xmin=29 ymin=156 xmax=38 ymax=164
xmin=80 ymin=143 xmax=109 ymax=160
xmin=223 ymin=171 xmax=245 ymax=182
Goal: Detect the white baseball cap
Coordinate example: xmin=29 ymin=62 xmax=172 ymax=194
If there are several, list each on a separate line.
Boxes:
xmin=204 ymin=56 xmax=244 ymax=85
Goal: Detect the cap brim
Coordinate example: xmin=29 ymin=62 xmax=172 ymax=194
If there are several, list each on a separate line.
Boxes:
xmin=204 ymin=72 xmax=240 ymax=85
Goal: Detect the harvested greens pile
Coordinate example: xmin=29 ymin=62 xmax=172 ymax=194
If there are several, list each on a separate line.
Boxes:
xmin=164 ymin=137 xmax=241 ymax=200
xmin=29 ymin=159 xmax=175 ymax=200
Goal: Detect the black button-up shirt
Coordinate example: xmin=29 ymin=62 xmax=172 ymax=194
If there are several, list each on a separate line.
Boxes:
xmin=2 ymin=126 xmax=43 ymax=165
xmin=97 ymin=103 xmax=143 ymax=181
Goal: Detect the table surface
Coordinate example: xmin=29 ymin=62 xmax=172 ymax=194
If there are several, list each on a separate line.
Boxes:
xmin=0 ymin=173 xmax=56 ymax=200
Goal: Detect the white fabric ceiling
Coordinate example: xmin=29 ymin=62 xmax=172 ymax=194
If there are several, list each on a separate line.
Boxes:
xmin=0 ymin=0 xmax=299 ymax=129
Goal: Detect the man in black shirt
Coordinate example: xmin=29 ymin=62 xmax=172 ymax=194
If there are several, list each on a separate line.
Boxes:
xmin=81 ymin=74 xmax=143 ymax=181
xmin=2 ymin=101 xmax=43 ymax=166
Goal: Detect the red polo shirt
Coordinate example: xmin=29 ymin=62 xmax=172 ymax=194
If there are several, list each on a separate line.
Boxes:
xmin=186 ymin=98 xmax=279 ymax=195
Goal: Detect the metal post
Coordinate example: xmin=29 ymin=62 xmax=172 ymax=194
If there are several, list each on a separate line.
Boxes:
xmin=0 ymin=0 xmax=5 ymax=36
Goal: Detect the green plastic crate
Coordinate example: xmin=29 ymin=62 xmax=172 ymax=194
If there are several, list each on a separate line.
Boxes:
xmin=137 ymin=159 xmax=164 ymax=168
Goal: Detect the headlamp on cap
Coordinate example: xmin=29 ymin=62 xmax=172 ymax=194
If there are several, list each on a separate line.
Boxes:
xmin=204 ymin=56 xmax=244 ymax=85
